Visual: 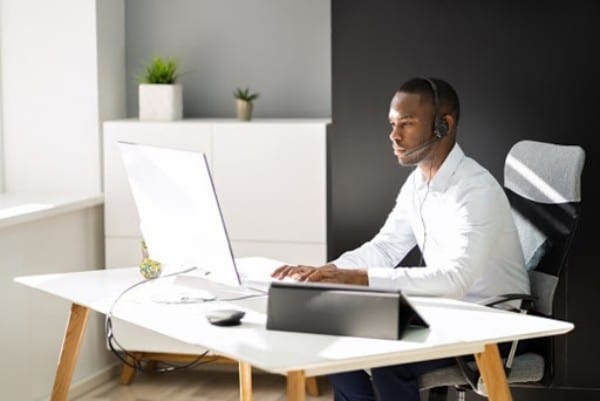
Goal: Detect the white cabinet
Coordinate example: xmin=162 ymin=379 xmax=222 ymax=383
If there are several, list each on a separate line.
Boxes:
xmin=103 ymin=119 xmax=329 ymax=271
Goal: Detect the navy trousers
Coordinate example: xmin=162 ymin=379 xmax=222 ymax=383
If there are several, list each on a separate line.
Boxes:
xmin=329 ymin=357 xmax=456 ymax=401
xmin=329 ymin=341 xmax=526 ymax=401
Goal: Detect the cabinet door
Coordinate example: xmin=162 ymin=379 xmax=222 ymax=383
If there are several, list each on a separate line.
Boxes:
xmin=212 ymin=123 xmax=326 ymax=243
xmin=103 ymin=122 xmax=212 ymax=237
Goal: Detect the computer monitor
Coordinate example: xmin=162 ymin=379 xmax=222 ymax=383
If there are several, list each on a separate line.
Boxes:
xmin=118 ymin=141 xmax=241 ymax=287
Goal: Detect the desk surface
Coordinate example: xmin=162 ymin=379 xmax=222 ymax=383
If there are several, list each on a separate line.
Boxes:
xmin=15 ymin=268 xmax=573 ymax=377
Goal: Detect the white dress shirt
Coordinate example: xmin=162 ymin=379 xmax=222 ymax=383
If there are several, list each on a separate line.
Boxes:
xmin=332 ymin=143 xmax=530 ymax=303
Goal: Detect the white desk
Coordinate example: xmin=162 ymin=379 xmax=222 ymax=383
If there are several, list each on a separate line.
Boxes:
xmin=15 ymin=268 xmax=573 ymax=401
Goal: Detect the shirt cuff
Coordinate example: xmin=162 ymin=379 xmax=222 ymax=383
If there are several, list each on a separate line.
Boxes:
xmin=367 ymin=268 xmax=400 ymax=290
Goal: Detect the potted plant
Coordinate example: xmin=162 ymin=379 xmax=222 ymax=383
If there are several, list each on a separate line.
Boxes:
xmin=234 ymin=87 xmax=259 ymax=121
xmin=137 ymin=57 xmax=183 ymax=121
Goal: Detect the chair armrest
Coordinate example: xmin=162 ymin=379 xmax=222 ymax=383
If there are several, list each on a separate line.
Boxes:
xmin=478 ymin=293 xmax=537 ymax=311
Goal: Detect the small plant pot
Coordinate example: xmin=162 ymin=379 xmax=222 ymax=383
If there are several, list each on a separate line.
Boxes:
xmin=236 ymin=99 xmax=253 ymax=121
xmin=139 ymin=83 xmax=183 ymax=121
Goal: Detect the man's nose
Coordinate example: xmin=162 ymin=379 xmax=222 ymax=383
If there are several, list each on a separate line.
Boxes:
xmin=389 ymin=127 xmax=401 ymax=142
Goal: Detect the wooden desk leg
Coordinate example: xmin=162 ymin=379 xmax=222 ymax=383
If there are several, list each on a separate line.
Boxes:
xmin=305 ymin=376 xmax=319 ymax=396
xmin=119 ymin=352 xmax=142 ymax=385
xmin=50 ymin=303 xmax=90 ymax=401
xmin=239 ymin=361 xmax=252 ymax=401
xmin=474 ymin=344 xmax=513 ymax=401
xmin=287 ymin=370 xmax=306 ymax=401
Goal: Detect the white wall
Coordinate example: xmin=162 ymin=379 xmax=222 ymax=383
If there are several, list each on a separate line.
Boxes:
xmin=125 ymin=0 xmax=331 ymax=118
xmin=0 ymin=0 xmax=125 ymax=194
xmin=1 ymin=206 xmax=113 ymax=401
xmin=0 ymin=1 xmax=126 ymax=400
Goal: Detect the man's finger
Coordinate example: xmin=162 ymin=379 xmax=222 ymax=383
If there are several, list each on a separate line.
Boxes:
xmin=271 ymin=265 xmax=287 ymax=277
xmin=298 ymin=266 xmax=318 ymax=280
xmin=304 ymin=270 xmax=323 ymax=282
xmin=273 ymin=265 xmax=296 ymax=279
xmin=289 ymin=266 xmax=310 ymax=280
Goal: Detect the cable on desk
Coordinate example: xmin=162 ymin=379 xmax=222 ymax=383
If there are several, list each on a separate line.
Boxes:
xmin=104 ymin=267 xmax=265 ymax=373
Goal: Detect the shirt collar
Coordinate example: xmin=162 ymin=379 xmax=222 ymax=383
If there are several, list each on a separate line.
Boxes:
xmin=415 ymin=143 xmax=465 ymax=192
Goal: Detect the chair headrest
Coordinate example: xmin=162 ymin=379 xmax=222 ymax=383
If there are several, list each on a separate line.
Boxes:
xmin=504 ymin=140 xmax=585 ymax=204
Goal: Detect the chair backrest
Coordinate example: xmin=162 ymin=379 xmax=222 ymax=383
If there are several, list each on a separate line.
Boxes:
xmin=504 ymin=140 xmax=584 ymax=316
xmin=504 ymin=140 xmax=584 ymax=385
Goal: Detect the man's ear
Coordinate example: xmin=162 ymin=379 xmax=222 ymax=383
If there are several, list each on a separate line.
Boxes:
xmin=442 ymin=114 xmax=456 ymax=133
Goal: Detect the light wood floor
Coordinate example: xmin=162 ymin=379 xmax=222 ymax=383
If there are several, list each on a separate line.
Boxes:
xmin=73 ymin=369 xmax=333 ymax=401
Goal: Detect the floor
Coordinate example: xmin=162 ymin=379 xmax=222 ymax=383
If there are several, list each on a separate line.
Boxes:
xmin=73 ymin=369 xmax=333 ymax=401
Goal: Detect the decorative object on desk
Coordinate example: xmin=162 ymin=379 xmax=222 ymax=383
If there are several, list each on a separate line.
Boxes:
xmin=139 ymin=240 xmax=162 ymax=279
xmin=137 ymin=56 xmax=183 ymax=121
xmin=234 ymin=87 xmax=259 ymax=121
xmin=139 ymin=257 xmax=162 ymax=279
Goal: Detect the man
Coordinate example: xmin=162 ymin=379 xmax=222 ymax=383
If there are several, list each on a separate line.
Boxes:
xmin=272 ymin=77 xmax=530 ymax=401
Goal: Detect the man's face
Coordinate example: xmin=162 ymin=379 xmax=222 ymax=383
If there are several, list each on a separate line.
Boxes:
xmin=388 ymin=91 xmax=436 ymax=166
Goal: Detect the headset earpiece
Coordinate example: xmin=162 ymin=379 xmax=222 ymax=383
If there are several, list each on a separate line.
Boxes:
xmin=434 ymin=117 xmax=449 ymax=139
xmin=422 ymin=77 xmax=448 ymax=139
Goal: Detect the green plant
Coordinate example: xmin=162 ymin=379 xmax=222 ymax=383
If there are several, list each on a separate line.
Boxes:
xmin=234 ymin=87 xmax=259 ymax=102
xmin=137 ymin=57 xmax=180 ymax=84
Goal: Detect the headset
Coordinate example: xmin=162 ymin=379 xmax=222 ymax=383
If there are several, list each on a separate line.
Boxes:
xmin=421 ymin=77 xmax=449 ymax=139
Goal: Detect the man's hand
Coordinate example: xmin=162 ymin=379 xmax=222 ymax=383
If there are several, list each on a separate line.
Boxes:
xmin=271 ymin=263 xmax=368 ymax=286
xmin=271 ymin=263 xmax=336 ymax=281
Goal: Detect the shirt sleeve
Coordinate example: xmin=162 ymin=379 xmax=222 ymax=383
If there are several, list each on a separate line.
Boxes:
xmin=367 ymin=183 xmax=505 ymax=299
xmin=331 ymin=181 xmax=417 ymax=269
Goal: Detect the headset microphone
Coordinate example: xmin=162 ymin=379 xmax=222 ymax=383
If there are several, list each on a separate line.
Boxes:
xmin=403 ymin=136 xmax=440 ymax=156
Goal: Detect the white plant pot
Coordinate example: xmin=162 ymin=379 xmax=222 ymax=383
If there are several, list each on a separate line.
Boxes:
xmin=138 ymin=83 xmax=183 ymax=121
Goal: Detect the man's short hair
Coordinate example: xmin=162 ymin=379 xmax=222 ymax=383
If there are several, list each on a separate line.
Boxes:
xmin=398 ymin=77 xmax=460 ymax=124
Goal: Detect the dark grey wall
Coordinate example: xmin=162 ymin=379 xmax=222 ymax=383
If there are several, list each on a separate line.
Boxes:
xmin=125 ymin=0 xmax=330 ymax=118
xmin=330 ymin=0 xmax=599 ymax=397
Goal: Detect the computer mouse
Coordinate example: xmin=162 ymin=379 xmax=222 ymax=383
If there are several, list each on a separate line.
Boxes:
xmin=205 ymin=309 xmax=246 ymax=326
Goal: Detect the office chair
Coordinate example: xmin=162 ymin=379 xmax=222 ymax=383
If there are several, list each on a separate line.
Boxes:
xmin=419 ymin=140 xmax=585 ymax=401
